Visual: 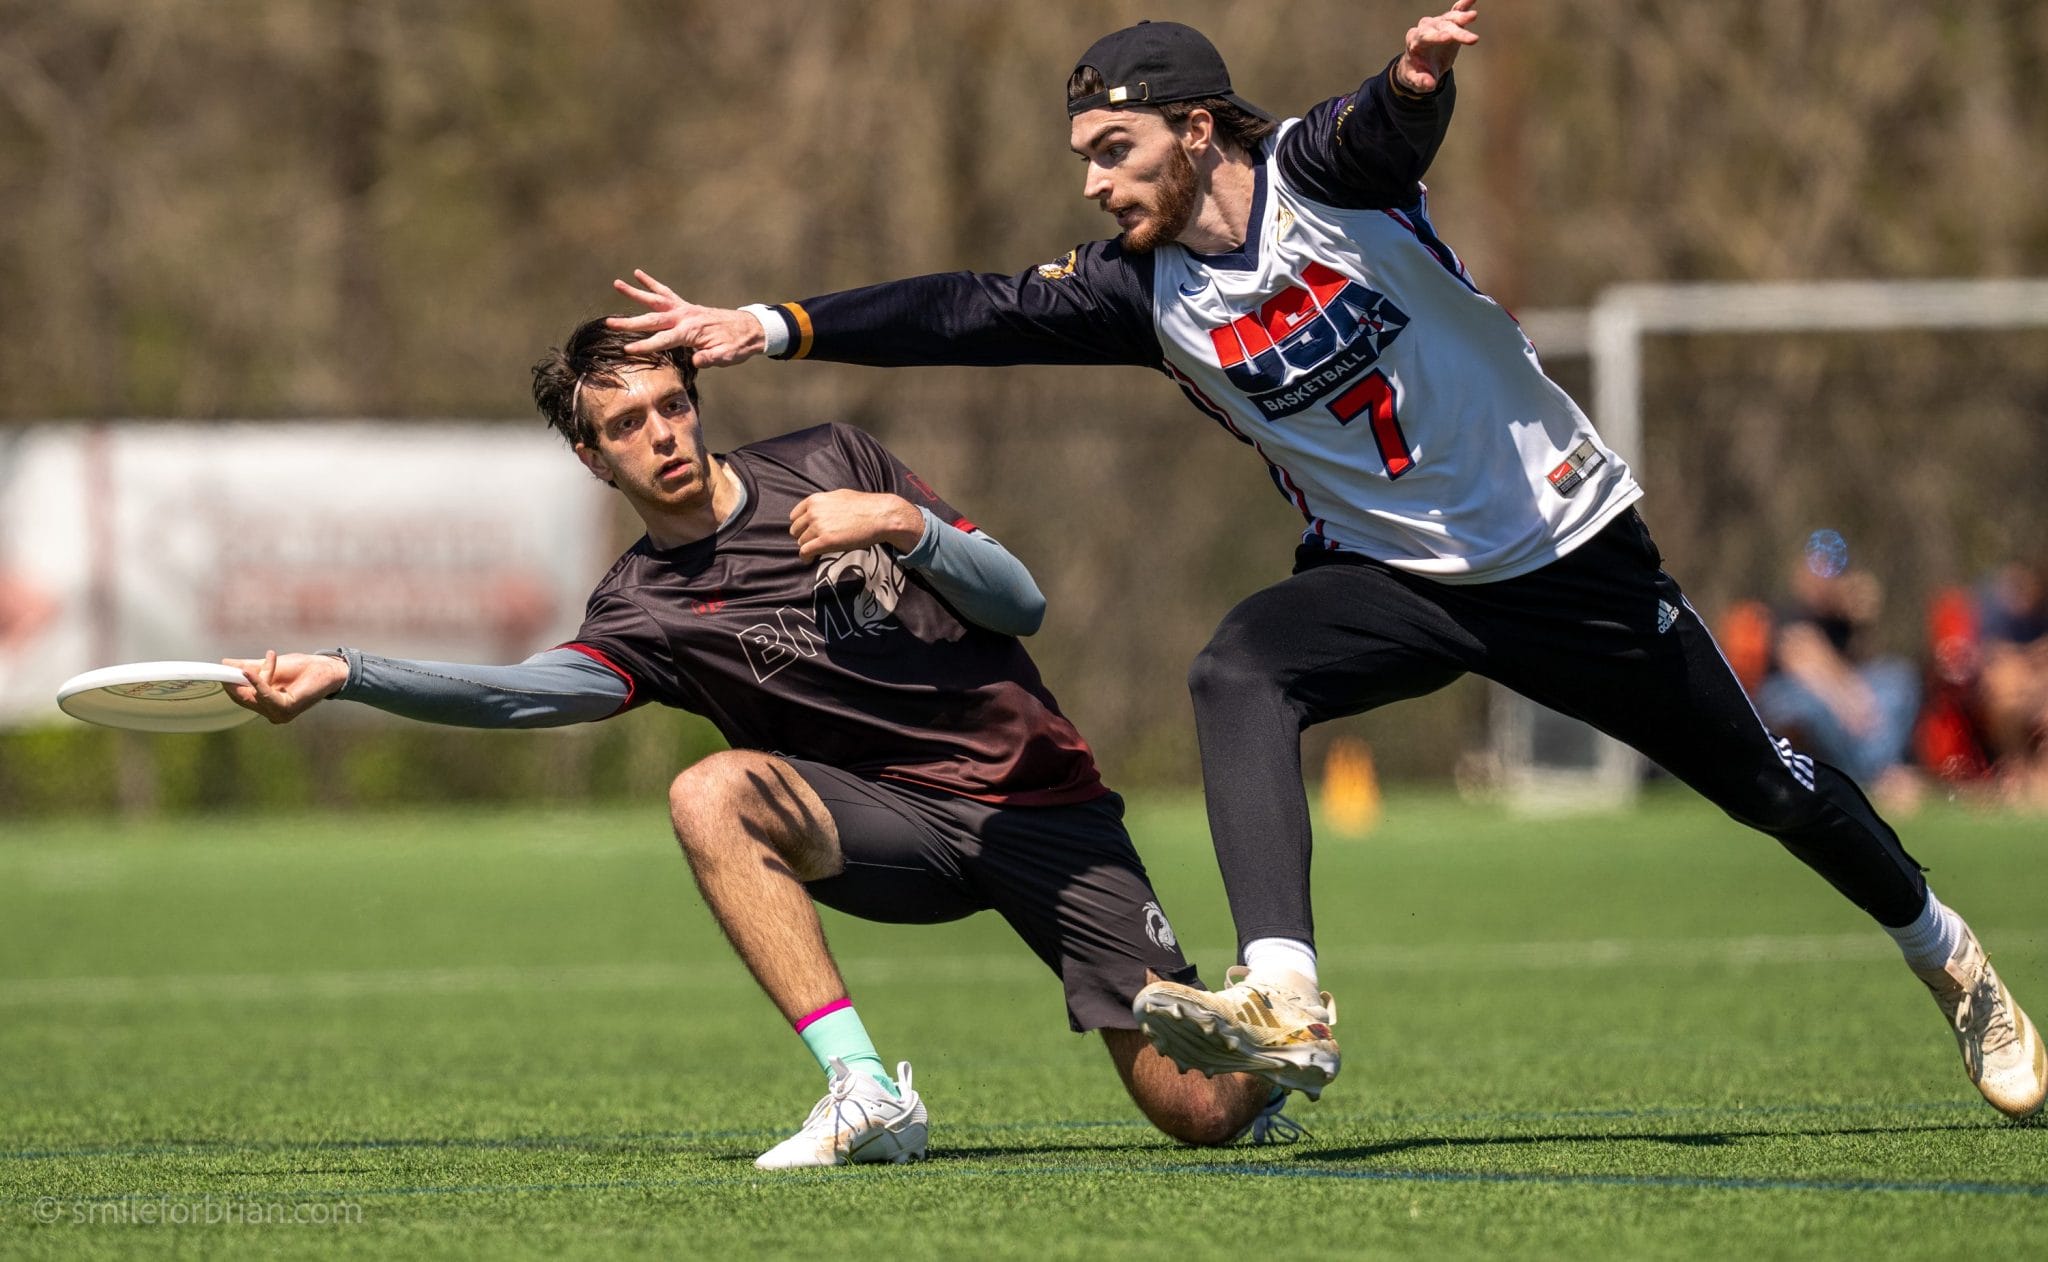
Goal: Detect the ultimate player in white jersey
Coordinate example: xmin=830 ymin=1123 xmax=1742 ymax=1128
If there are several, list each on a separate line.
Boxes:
xmin=605 ymin=1 xmax=2045 ymax=1119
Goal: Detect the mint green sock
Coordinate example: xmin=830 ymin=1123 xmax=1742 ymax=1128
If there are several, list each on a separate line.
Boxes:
xmin=796 ymin=1003 xmax=897 ymax=1096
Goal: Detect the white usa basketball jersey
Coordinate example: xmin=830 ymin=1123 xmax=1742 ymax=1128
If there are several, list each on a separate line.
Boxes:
xmin=1147 ymin=119 xmax=1641 ymax=583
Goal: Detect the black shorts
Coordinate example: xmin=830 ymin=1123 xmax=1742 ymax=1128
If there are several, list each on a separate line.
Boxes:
xmin=786 ymin=762 xmax=1200 ymax=1032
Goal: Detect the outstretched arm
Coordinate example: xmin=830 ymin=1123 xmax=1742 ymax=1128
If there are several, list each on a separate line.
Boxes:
xmin=605 ymin=270 xmax=769 ymax=368
xmin=606 ymin=238 xmax=1160 ymax=374
xmin=1277 ymin=0 xmax=1480 ymax=209
xmin=1394 ymin=0 xmax=1479 ymax=96
xmin=225 ymin=647 xmax=631 ymax=728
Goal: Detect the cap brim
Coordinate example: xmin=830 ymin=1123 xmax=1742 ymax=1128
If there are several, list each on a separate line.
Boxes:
xmin=1225 ymin=93 xmax=1276 ymax=124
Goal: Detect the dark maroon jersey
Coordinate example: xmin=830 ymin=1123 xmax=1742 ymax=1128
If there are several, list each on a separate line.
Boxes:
xmin=565 ymin=423 xmax=1105 ymax=806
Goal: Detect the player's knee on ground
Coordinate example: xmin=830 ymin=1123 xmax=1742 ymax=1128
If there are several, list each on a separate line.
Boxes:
xmin=1104 ymin=1030 xmax=1260 ymax=1146
xmin=668 ymin=751 xmax=839 ymax=881
xmin=1145 ymin=1085 xmax=1249 ymax=1148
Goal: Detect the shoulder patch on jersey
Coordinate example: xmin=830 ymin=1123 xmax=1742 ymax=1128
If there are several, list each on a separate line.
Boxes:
xmin=1545 ymin=439 xmax=1606 ymax=497
xmin=1035 ymin=249 xmax=1078 ymax=281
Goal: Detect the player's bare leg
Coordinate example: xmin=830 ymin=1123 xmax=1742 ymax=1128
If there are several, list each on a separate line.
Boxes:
xmin=669 ymin=750 xmax=927 ymax=1167
xmin=668 ymin=749 xmax=851 ymax=1020
xmin=1100 ymin=1028 xmax=1281 ymax=1146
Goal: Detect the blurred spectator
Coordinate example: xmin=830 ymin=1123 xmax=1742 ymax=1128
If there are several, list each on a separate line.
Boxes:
xmin=1915 ymin=586 xmax=1994 ymax=783
xmin=1716 ymin=599 xmax=1774 ymax=697
xmin=1975 ymin=561 xmax=2048 ymax=807
xmin=1758 ymin=549 xmax=1923 ymax=812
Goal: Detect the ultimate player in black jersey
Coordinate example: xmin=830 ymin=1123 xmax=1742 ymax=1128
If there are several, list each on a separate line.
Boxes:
xmin=223 ymin=318 xmax=1280 ymax=1167
xmin=598 ymin=0 xmax=2044 ymax=1120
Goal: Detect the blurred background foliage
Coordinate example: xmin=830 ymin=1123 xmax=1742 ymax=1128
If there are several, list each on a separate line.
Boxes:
xmin=3 ymin=0 xmax=2046 ymax=810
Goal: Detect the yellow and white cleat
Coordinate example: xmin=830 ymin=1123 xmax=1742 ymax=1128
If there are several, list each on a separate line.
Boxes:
xmin=754 ymin=1059 xmax=928 ymax=1169
xmin=1134 ymin=966 xmax=1340 ymax=1100
xmin=1912 ymin=928 xmax=2047 ymax=1120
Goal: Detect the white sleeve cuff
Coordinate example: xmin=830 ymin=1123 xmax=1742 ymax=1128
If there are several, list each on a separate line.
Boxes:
xmin=739 ymin=304 xmax=790 ymax=358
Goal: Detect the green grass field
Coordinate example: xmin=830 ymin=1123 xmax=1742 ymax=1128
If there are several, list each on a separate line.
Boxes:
xmin=3 ymin=790 xmax=2044 ymax=1259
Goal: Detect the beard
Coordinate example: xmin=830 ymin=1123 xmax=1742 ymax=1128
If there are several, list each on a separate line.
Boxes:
xmin=1114 ymin=142 xmax=1200 ymax=253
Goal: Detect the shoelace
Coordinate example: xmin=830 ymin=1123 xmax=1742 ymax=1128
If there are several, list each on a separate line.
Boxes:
xmin=1238 ymin=1090 xmax=1309 ymax=1145
xmin=797 ymin=1062 xmax=878 ymax=1140
xmin=1956 ymin=972 xmax=2020 ymax=1064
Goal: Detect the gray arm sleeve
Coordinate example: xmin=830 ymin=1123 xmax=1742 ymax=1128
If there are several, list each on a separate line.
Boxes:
xmin=327 ymin=646 xmax=631 ymax=728
xmin=895 ymin=506 xmax=1047 ymax=636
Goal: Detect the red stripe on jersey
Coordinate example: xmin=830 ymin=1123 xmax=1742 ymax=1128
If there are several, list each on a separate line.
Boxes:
xmin=1381 ymin=206 xmax=1475 ymax=291
xmin=1165 ymin=361 xmax=1247 ymax=440
xmin=558 ymin=642 xmax=638 ymax=715
xmin=1273 ymin=462 xmax=1312 ymax=515
xmin=1164 ymin=361 xmax=1319 ymax=525
xmin=951 ymin=517 xmax=977 ymax=533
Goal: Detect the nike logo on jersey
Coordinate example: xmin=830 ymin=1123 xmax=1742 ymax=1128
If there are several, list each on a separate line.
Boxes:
xmin=1205 ymin=262 xmax=1409 ymax=419
xmin=1545 ymin=438 xmax=1605 ymax=497
xmin=1177 ymin=278 xmax=1211 ymax=297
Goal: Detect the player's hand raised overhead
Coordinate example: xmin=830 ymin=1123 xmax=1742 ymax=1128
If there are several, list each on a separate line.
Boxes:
xmin=1395 ymin=0 xmax=1479 ymax=95
xmin=222 ymin=650 xmax=349 ymax=724
xmin=789 ymin=491 xmax=927 ymax=561
xmin=607 ymin=270 xmax=766 ymax=367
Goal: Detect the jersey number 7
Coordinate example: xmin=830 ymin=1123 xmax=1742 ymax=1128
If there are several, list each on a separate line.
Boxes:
xmin=1326 ymin=370 xmax=1414 ymax=479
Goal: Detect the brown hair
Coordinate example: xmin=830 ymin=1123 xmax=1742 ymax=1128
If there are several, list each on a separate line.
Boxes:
xmin=1065 ymin=64 xmax=1277 ymax=157
xmin=531 ymin=317 xmax=699 ymax=448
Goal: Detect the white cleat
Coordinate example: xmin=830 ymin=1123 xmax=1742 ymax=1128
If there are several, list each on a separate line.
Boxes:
xmin=1134 ymin=966 xmax=1341 ymax=1101
xmin=754 ymin=1059 xmax=928 ymax=1170
xmin=1912 ymin=927 xmax=2047 ymax=1120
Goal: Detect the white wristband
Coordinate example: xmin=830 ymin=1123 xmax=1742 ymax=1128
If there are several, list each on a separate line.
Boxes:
xmin=739 ymin=304 xmax=790 ymax=357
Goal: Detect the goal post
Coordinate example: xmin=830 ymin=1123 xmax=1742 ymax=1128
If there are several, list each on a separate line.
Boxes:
xmin=1490 ymin=278 xmax=2048 ymax=812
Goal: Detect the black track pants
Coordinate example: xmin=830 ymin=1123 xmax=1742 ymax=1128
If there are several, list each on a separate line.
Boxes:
xmin=1189 ymin=509 xmax=1927 ymax=953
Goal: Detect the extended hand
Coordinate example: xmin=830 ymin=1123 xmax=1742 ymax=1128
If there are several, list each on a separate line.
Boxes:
xmin=789 ymin=491 xmax=926 ymax=561
xmin=222 ymin=650 xmax=349 ymax=724
xmin=1396 ymin=0 xmax=1479 ymax=95
xmin=606 ymin=269 xmax=766 ymax=367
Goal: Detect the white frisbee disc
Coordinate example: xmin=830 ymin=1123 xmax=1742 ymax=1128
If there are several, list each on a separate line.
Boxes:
xmin=56 ymin=661 xmax=258 ymax=733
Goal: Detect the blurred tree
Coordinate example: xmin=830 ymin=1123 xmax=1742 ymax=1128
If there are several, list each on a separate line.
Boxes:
xmin=1 ymin=0 xmax=2044 ymax=793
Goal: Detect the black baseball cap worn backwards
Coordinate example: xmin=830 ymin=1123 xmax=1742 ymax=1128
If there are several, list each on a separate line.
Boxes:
xmin=1066 ymin=20 xmax=1274 ymax=121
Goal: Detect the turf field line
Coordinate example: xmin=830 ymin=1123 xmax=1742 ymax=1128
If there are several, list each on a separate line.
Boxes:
xmin=8 ymin=1162 xmax=2045 ymax=1205
xmin=1369 ymin=1098 xmax=1988 ymax=1126
xmin=0 ymin=1119 xmax=1150 ymax=1163
xmin=0 ymin=1099 xmax=1991 ymax=1163
xmin=1177 ymin=1163 xmax=2048 ymax=1198
xmin=5 ymin=929 xmax=2040 ymax=1007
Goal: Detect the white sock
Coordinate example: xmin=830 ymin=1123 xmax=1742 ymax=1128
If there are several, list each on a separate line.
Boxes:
xmin=1883 ymin=888 xmax=1964 ymax=970
xmin=1243 ymin=937 xmax=1319 ymax=990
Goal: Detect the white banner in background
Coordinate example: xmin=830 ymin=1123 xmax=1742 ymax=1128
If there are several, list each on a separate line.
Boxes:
xmin=0 ymin=422 xmax=616 ymax=725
